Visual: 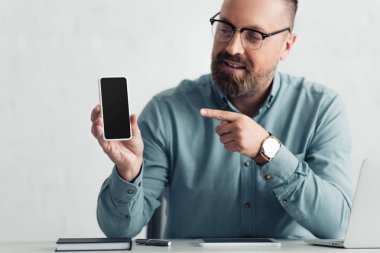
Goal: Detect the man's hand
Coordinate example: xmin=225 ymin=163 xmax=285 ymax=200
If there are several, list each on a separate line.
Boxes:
xmin=91 ymin=105 xmax=144 ymax=182
xmin=200 ymin=108 xmax=269 ymax=158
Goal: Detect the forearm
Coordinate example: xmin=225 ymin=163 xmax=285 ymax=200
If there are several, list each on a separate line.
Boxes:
xmin=97 ymin=166 xmax=159 ymax=238
xmin=280 ymin=164 xmax=351 ymax=239
xmin=261 ymin=146 xmax=352 ymax=239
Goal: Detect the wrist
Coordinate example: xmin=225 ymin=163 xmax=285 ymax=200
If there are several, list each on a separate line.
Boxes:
xmin=116 ymin=157 xmax=143 ymax=182
xmin=253 ymin=133 xmax=281 ymax=166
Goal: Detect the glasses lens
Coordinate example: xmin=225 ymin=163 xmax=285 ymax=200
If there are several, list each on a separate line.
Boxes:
xmin=212 ymin=21 xmax=233 ymax=43
xmin=242 ymin=30 xmax=263 ymax=50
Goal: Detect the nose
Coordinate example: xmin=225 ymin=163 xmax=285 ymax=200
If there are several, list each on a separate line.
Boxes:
xmin=225 ymin=32 xmax=245 ymax=55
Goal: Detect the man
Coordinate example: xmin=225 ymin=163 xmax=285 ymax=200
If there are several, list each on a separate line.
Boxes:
xmin=91 ymin=0 xmax=353 ymax=239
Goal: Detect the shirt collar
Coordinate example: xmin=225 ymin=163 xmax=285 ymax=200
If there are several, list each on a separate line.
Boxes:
xmin=266 ymin=71 xmax=281 ymax=108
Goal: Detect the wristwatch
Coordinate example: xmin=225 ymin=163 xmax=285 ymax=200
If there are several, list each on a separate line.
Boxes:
xmin=254 ymin=133 xmax=281 ymax=165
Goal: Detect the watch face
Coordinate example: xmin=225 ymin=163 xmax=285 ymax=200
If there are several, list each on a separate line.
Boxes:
xmin=262 ymin=137 xmax=281 ymax=158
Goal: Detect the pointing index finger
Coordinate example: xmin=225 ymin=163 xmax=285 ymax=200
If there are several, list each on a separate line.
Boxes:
xmin=200 ymin=108 xmax=240 ymax=122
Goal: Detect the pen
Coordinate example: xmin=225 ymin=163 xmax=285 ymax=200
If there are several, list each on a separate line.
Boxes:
xmin=135 ymin=239 xmax=172 ymax=247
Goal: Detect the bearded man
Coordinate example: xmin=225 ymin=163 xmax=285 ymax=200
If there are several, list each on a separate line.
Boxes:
xmin=91 ymin=0 xmax=352 ymax=239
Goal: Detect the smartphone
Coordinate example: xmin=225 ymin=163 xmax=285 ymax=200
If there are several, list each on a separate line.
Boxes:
xmin=98 ymin=77 xmax=132 ymax=141
xmin=197 ymin=238 xmax=281 ymax=247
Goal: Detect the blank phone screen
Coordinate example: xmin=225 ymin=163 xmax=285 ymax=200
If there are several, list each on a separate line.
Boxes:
xmin=100 ymin=77 xmax=131 ymax=140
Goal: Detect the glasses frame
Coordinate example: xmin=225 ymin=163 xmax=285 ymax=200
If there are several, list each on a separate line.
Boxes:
xmin=209 ymin=12 xmax=291 ymax=50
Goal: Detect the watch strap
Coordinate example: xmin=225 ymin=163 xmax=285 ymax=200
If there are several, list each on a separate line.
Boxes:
xmin=254 ymin=152 xmax=270 ymax=165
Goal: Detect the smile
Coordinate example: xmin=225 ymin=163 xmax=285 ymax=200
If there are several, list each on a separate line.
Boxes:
xmin=224 ymin=60 xmax=246 ymax=70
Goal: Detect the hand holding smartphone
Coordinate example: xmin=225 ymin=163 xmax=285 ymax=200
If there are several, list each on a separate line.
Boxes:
xmin=91 ymin=77 xmax=144 ymax=182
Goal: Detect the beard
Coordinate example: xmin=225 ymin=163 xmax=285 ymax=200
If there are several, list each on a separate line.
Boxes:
xmin=211 ymin=51 xmax=276 ymax=98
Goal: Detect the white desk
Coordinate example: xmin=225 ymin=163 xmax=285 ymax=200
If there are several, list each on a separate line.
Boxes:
xmin=1 ymin=240 xmax=380 ymax=253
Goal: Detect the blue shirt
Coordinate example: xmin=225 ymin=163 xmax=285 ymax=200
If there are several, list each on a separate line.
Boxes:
xmin=97 ymin=72 xmax=353 ymax=239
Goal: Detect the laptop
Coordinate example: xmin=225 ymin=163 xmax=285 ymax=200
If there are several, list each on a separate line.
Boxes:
xmin=305 ymin=159 xmax=380 ymax=248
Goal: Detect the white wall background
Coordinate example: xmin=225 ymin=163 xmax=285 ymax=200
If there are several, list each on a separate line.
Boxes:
xmin=0 ymin=0 xmax=379 ymax=241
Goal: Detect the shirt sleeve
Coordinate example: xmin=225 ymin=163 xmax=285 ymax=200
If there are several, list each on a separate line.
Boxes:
xmin=96 ymin=98 xmax=169 ymax=238
xmin=259 ymin=95 xmax=353 ymax=239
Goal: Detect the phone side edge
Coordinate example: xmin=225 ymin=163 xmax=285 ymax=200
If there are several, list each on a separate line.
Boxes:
xmin=98 ymin=78 xmax=107 ymax=141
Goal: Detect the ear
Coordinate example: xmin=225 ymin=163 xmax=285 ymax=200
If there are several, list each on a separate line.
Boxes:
xmin=280 ymin=33 xmax=297 ymax=61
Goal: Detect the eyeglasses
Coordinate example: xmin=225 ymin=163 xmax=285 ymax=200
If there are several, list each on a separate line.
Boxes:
xmin=210 ymin=12 xmax=291 ymax=50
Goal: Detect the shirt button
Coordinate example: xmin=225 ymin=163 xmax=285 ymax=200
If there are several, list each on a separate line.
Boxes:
xmin=124 ymin=214 xmax=129 ymax=219
xmin=127 ymin=189 xmax=134 ymax=194
xmin=264 ymin=174 xmax=273 ymax=181
xmin=244 ymin=161 xmax=251 ymax=167
xmin=282 ymin=199 xmax=288 ymax=204
xmin=244 ymin=202 xmax=251 ymax=208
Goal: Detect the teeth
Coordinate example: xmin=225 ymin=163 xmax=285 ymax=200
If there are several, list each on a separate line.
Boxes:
xmin=225 ymin=61 xmax=245 ymax=68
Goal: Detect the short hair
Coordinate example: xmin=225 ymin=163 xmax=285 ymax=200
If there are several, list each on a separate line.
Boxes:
xmin=283 ymin=0 xmax=298 ymax=30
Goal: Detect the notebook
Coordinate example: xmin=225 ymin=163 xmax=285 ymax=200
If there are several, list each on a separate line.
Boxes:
xmin=305 ymin=159 xmax=380 ymax=248
xmin=55 ymin=237 xmax=132 ymax=251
